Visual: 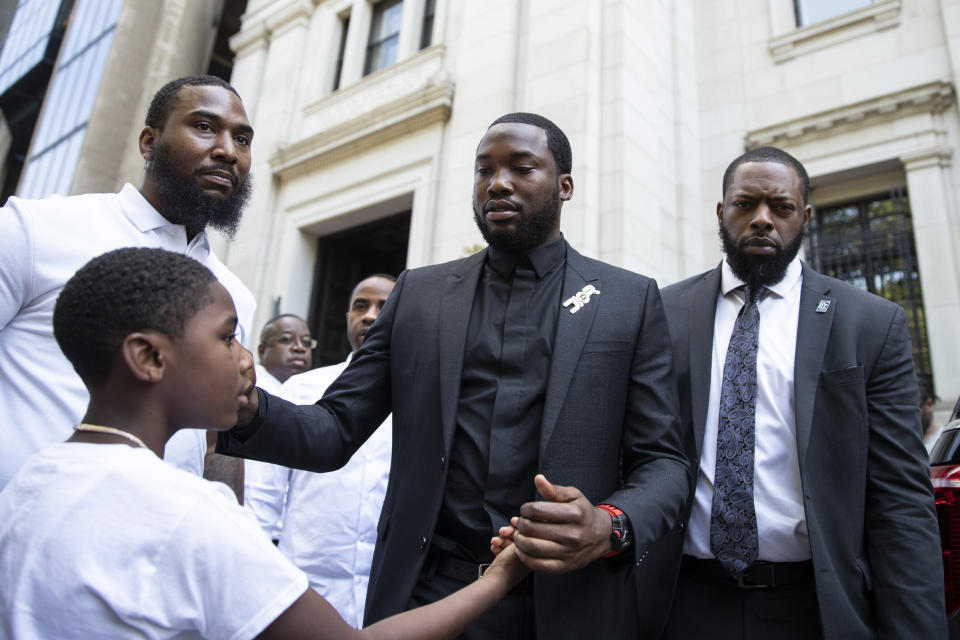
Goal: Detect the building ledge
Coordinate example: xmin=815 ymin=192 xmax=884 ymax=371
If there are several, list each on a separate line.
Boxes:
xmin=769 ymin=0 xmax=901 ymax=64
xmin=269 ymin=48 xmax=453 ymax=180
xmin=745 ymin=80 xmax=954 ymax=147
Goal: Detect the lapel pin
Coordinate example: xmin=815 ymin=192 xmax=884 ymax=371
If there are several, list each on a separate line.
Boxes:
xmin=563 ymin=284 xmax=600 ymax=314
xmin=816 ymin=299 xmax=831 ymax=313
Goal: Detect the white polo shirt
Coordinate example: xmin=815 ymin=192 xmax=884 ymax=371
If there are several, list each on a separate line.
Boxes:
xmin=0 ymin=184 xmax=255 ymax=489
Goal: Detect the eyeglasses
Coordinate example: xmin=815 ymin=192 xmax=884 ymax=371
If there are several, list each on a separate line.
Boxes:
xmin=274 ymin=334 xmax=318 ymax=349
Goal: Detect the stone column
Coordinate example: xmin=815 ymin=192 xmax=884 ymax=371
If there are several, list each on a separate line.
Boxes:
xmin=396 ymin=0 xmax=425 ymax=61
xmin=903 ymin=146 xmax=960 ymax=398
xmin=229 ymin=23 xmax=271 ymax=124
xmin=339 ymin=0 xmax=373 ymax=85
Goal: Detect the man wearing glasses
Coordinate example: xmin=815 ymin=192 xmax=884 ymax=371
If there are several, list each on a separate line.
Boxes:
xmin=255 ymin=315 xmax=315 ymax=392
xmin=245 ymin=313 xmax=315 ymax=539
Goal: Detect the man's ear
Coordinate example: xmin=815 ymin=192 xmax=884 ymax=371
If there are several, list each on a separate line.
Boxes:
xmin=716 ymin=201 xmax=724 ymax=224
xmin=121 ymin=331 xmax=167 ymax=383
xmin=559 ymin=174 xmax=574 ymax=202
xmin=139 ymin=126 xmax=158 ymax=162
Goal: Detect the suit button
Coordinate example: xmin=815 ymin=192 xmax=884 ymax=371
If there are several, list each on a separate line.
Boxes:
xmin=419 ymin=536 xmax=428 ymax=551
xmin=440 ymin=456 xmax=445 ymax=467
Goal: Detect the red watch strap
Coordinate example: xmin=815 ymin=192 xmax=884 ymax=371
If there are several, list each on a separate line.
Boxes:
xmin=596 ymin=504 xmax=623 ymax=558
xmin=596 ymin=503 xmax=623 ymax=518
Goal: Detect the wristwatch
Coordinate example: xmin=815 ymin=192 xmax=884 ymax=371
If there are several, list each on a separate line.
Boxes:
xmin=596 ymin=504 xmax=632 ymax=557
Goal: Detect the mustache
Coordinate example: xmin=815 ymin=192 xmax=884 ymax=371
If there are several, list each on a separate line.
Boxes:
xmin=195 ymin=164 xmax=239 ymax=187
xmin=740 ymin=234 xmax=780 ymax=249
xmin=483 ymin=198 xmax=520 ymax=213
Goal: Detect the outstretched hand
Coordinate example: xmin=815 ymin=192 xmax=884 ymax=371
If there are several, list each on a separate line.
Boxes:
xmin=234 ymin=344 xmax=260 ymax=426
xmin=507 ymin=474 xmax=613 ymax=573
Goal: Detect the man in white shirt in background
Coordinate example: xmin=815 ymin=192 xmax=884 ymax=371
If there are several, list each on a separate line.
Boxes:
xmin=245 ymin=313 xmax=314 ymax=539
xmin=260 ymin=274 xmax=396 ymax=629
xmin=0 ymin=74 xmax=256 ymax=492
xmin=254 ymin=314 xmax=315 ymax=394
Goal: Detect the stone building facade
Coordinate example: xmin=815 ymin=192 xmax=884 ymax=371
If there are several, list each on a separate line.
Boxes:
xmin=224 ymin=0 xmax=960 ymax=400
xmin=4 ymin=0 xmax=957 ymax=401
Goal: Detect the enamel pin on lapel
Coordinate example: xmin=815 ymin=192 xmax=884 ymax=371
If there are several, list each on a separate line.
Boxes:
xmin=563 ymin=284 xmax=600 ymax=314
xmin=816 ymin=299 xmax=831 ymax=313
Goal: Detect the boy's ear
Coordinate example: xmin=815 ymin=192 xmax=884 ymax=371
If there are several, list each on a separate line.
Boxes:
xmin=121 ymin=331 xmax=168 ymax=383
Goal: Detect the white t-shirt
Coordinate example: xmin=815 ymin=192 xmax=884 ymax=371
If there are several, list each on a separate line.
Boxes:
xmin=0 ymin=185 xmax=256 ymax=489
xmin=264 ymin=357 xmax=392 ymax=629
xmin=0 ymin=441 xmax=307 ymax=640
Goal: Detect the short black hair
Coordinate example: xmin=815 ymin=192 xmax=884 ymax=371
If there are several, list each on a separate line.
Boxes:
xmin=349 ymin=274 xmax=397 ymax=310
xmin=722 ymin=146 xmax=810 ymax=204
xmin=259 ymin=314 xmax=308 ymax=344
xmin=145 ymin=75 xmax=240 ymax=130
xmin=486 ymin=112 xmax=572 ymax=175
xmin=54 ymin=248 xmax=217 ymax=388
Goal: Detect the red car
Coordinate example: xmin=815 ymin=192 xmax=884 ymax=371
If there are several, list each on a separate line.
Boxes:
xmin=929 ymin=395 xmax=960 ymax=636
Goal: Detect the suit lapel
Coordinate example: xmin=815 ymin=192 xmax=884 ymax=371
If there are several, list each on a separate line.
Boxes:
xmin=690 ymin=267 xmax=722 ymax=457
xmin=794 ymin=264 xmax=835 ymax=465
xmin=540 ymin=247 xmax=600 ymax=461
xmin=439 ymin=250 xmax=486 ymax=457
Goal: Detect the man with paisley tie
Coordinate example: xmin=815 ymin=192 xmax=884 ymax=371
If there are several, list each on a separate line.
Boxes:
xmin=660 ymin=146 xmax=944 ymax=640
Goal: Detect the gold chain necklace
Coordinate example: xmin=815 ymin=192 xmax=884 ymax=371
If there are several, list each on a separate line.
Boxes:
xmin=74 ymin=423 xmax=149 ymax=450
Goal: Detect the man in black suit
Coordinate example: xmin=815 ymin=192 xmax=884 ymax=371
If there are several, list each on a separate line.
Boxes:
xmin=660 ymin=146 xmax=945 ymax=639
xmin=219 ymin=113 xmax=690 ymax=639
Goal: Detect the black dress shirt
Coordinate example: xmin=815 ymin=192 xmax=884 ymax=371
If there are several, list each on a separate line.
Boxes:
xmin=433 ymin=237 xmax=567 ymax=562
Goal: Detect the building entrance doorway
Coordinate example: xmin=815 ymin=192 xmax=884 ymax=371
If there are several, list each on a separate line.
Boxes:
xmin=308 ymin=211 xmax=410 ymax=366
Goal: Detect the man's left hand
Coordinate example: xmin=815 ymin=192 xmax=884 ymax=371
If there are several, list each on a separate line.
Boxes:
xmin=510 ymin=474 xmax=613 ymax=573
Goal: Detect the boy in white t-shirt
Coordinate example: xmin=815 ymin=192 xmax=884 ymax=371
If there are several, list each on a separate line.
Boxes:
xmin=0 ymin=248 xmax=525 ymax=640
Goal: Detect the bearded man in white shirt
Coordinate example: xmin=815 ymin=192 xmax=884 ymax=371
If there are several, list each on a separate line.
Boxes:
xmin=254 ymin=274 xmax=396 ymax=629
xmin=0 ymin=74 xmax=256 ymax=493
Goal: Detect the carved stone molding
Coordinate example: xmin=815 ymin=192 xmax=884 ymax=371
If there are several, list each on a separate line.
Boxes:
xmin=769 ymin=0 xmax=901 ymax=64
xmin=269 ymin=79 xmax=454 ymax=180
xmin=901 ymin=145 xmax=953 ymax=171
xmin=229 ymin=0 xmax=316 ymax=56
xmin=745 ymin=80 xmax=955 ymax=148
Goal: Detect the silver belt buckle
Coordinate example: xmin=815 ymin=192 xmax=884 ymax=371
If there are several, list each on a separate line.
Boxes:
xmin=478 ymin=563 xmax=491 ymax=579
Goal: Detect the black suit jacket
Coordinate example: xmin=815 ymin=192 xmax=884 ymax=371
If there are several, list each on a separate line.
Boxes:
xmin=221 ymin=244 xmax=691 ymax=639
xmin=661 ymin=262 xmax=945 ymax=640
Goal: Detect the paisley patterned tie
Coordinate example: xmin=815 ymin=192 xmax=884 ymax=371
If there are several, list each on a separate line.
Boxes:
xmin=711 ymin=284 xmax=765 ymax=577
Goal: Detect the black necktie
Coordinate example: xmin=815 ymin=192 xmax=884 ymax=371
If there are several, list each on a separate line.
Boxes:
xmin=711 ymin=284 xmax=765 ymax=577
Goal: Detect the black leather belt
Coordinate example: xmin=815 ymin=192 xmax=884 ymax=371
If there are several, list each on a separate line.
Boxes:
xmin=681 ymin=555 xmax=814 ymax=589
xmin=427 ymin=552 xmax=534 ymax=594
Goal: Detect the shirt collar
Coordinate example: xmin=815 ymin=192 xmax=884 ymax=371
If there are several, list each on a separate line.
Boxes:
xmin=721 ymin=255 xmax=803 ymax=299
xmin=117 ymin=184 xmax=173 ymax=232
xmin=486 ymin=235 xmax=567 ymax=280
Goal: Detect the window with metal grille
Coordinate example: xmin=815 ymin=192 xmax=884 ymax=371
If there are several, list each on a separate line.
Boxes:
xmin=364 ymin=0 xmax=402 ymax=76
xmin=804 ymin=187 xmax=933 ymax=383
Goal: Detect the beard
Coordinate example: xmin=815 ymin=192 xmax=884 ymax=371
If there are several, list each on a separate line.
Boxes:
xmin=719 ymin=222 xmax=805 ymax=290
xmin=147 ymin=141 xmax=252 ymax=238
xmin=473 ymin=184 xmax=560 ymax=253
